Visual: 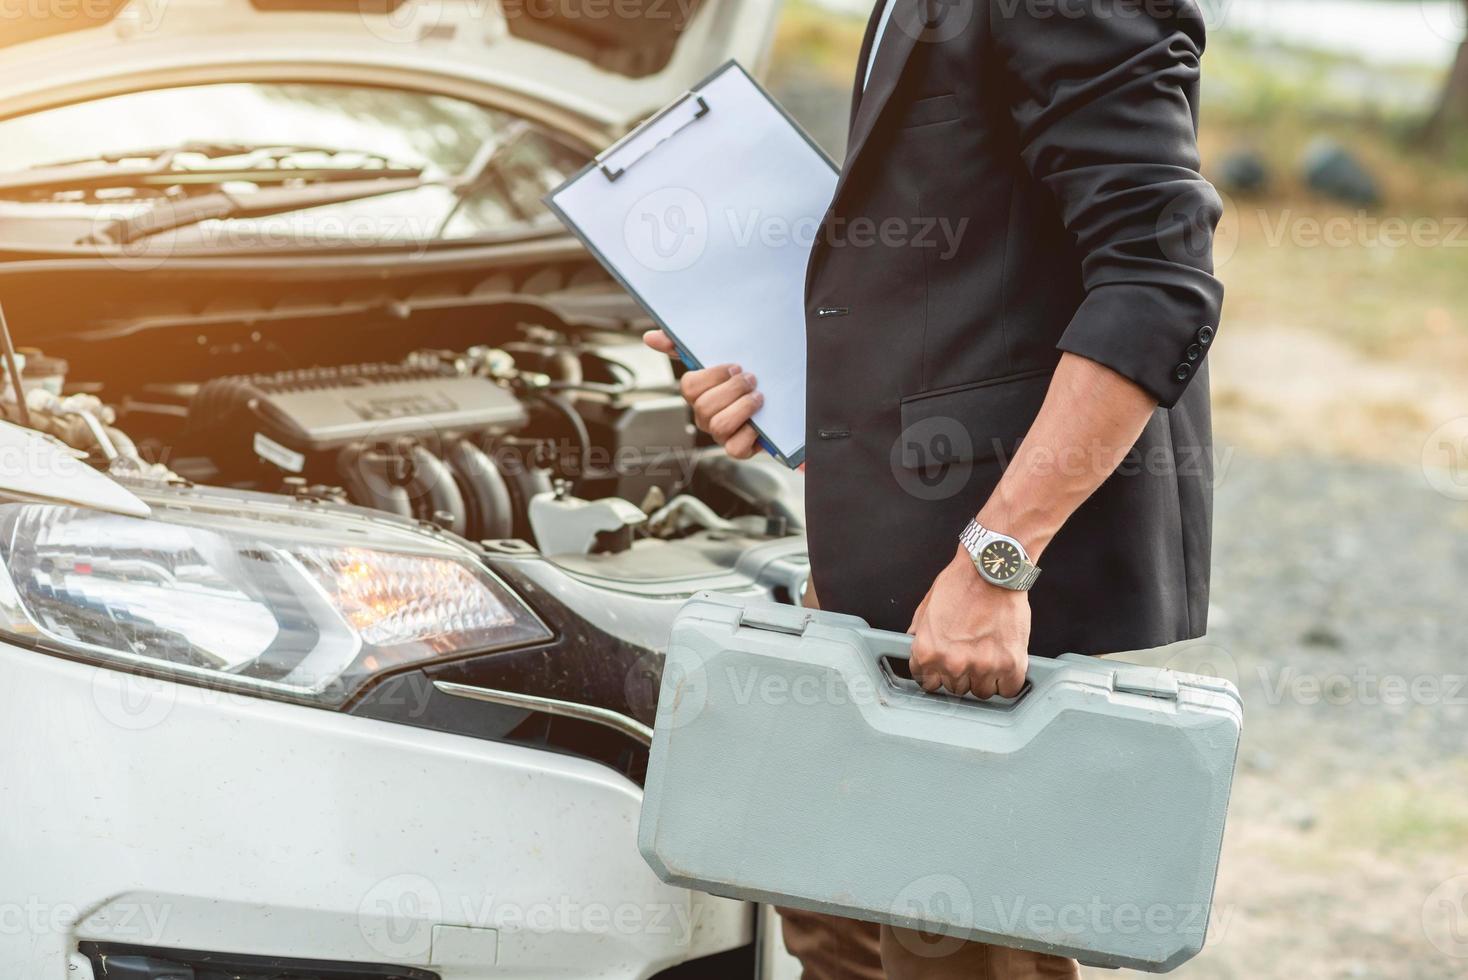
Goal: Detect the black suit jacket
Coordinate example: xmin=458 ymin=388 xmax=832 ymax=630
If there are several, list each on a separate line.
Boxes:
xmin=803 ymin=0 xmax=1224 ymax=655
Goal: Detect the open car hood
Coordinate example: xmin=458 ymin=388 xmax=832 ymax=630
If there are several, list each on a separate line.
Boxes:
xmin=0 ymin=0 xmax=782 ymax=132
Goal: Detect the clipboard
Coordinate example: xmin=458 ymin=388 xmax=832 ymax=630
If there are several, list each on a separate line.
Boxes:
xmin=544 ymin=61 xmax=839 ymax=469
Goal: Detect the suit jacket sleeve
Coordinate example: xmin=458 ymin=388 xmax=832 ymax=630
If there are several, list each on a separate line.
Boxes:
xmin=989 ymin=1 xmax=1225 ymax=407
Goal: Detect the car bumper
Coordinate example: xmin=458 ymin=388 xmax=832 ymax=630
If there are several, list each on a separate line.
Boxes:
xmin=0 ymin=643 xmax=751 ymax=980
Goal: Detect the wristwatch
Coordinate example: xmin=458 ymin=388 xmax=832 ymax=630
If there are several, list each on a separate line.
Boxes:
xmin=959 ymin=519 xmax=1042 ymax=591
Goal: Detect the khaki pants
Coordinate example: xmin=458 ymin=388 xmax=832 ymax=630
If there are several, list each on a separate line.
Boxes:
xmin=778 ymin=907 xmax=1080 ymax=980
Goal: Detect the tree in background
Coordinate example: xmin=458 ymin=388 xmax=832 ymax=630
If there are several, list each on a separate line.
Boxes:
xmin=1422 ymin=0 xmax=1468 ymax=145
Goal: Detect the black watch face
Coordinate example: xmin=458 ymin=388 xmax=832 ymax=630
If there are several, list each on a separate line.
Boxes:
xmin=979 ymin=540 xmax=1022 ymax=581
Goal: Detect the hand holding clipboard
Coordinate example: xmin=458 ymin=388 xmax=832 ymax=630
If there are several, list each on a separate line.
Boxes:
xmin=544 ymin=61 xmax=838 ymax=469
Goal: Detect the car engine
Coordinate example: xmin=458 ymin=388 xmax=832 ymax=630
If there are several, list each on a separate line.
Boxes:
xmin=4 ymin=312 xmax=805 ymax=562
xmin=180 ymin=355 xmax=535 ymax=540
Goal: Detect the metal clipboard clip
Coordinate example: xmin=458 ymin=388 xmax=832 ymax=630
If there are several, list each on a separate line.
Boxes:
xmin=597 ymin=93 xmax=711 ymax=183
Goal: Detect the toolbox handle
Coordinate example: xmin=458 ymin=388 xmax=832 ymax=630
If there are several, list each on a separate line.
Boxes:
xmin=863 ymin=630 xmax=1073 ymax=709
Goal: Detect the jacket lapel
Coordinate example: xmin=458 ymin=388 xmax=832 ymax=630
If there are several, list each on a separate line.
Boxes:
xmin=806 ymin=0 xmax=923 ymax=299
xmin=830 ymin=0 xmax=922 ymax=213
xmin=848 ymin=0 xmax=887 ymax=135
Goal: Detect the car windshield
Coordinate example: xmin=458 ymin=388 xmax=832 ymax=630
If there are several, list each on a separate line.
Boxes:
xmin=0 ymin=81 xmax=591 ymax=250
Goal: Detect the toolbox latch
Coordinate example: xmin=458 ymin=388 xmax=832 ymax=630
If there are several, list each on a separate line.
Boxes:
xmin=738 ymin=605 xmax=813 ymax=636
xmin=1111 ymin=666 xmax=1180 ymax=700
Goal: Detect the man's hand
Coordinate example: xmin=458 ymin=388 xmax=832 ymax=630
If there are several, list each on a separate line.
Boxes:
xmin=906 ymin=353 xmax=1159 ymax=698
xmin=908 ymin=548 xmax=1030 ymax=699
xmin=644 ymin=328 xmax=762 ymax=459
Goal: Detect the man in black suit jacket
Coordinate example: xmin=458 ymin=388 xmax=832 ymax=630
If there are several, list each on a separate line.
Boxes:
xmin=647 ymin=0 xmax=1223 ymax=974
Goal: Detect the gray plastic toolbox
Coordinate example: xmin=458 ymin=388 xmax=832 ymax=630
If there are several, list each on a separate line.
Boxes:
xmin=639 ymin=593 xmax=1242 ymax=972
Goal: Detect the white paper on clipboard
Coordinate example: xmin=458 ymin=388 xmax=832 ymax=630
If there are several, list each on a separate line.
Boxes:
xmin=544 ymin=61 xmax=838 ymax=468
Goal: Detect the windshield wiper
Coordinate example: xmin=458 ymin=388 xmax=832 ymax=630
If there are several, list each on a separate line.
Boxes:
xmin=14 ymin=132 xmax=581 ymax=249
xmin=80 ymin=176 xmax=429 ymax=247
xmin=0 ymin=141 xmax=424 ymax=201
xmin=430 ymin=123 xmax=542 ymax=235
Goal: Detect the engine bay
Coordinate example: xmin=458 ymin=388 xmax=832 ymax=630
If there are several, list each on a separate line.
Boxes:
xmin=0 ymin=278 xmax=806 ymax=569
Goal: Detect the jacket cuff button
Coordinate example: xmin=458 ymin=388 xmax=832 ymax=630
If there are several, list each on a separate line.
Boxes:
xmin=1197 ymin=325 xmax=1215 ymax=346
xmin=1185 ymin=343 xmax=1203 ymax=362
xmin=1174 ymin=362 xmax=1193 ymax=382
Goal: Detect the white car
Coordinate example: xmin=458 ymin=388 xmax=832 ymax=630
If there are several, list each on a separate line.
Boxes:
xmin=0 ymin=2 xmax=811 ymax=977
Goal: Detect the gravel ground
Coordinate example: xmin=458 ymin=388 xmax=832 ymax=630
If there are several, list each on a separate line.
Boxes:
xmin=1099 ymin=449 xmax=1468 ymax=980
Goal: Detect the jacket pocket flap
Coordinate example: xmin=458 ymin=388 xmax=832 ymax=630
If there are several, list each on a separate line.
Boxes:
xmin=898 ymin=369 xmax=1051 ymax=468
xmin=898 ymin=93 xmax=961 ymax=129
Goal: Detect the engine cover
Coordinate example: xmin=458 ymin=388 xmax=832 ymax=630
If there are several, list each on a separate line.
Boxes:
xmin=188 ymin=363 xmax=527 ymax=459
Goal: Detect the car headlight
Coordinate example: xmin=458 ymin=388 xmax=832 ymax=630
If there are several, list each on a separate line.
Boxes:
xmin=0 ymin=499 xmax=550 ymax=706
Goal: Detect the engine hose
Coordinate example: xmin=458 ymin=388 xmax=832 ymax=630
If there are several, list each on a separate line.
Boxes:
xmin=502 ymin=341 xmax=583 ymax=385
xmin=526 ymin=388 xmax=591 ymax=489
xmin=496 ymin=450 xmax=554 ymax=544
xmin=407 ymin=444 xmax=468 ymax=536
xmin=445 ymin=439 xmax=515 ymax=541
xmin=336 ymin=444 xmax=413 ymax=518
